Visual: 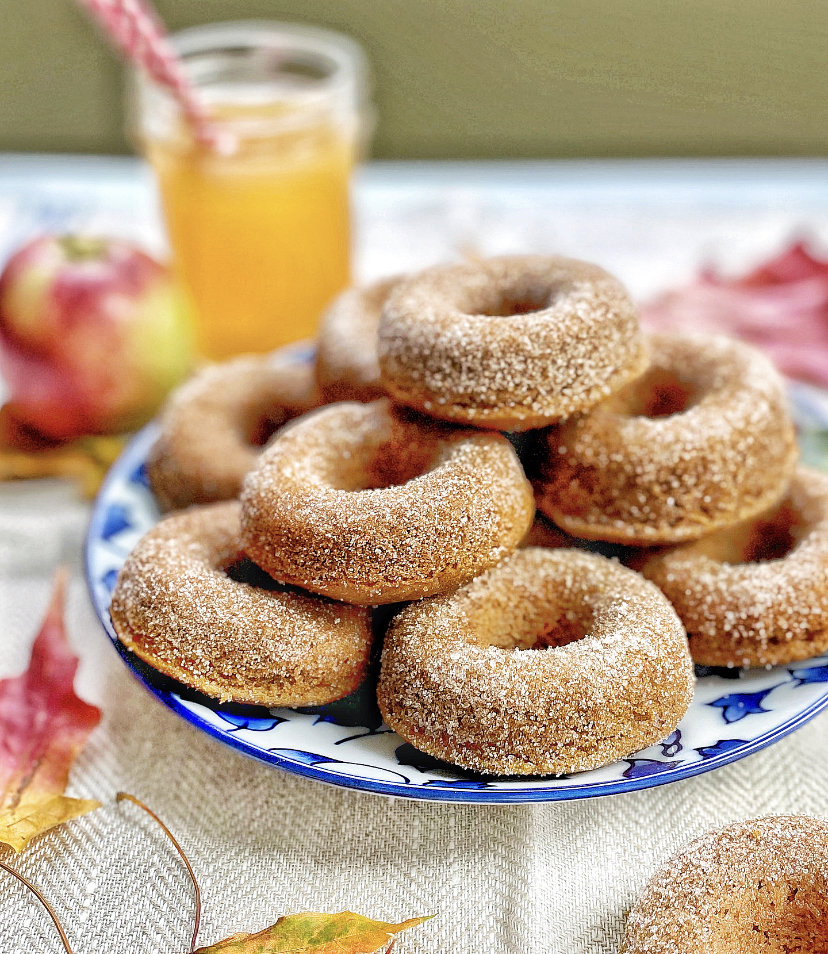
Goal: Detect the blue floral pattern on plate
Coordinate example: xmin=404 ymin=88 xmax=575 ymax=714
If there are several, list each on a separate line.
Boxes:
xmin=84 ymin=358 xmax=828 ymax=803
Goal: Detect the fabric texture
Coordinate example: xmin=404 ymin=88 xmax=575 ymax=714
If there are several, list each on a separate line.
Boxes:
xmin=2 ymin=159 xmax=828 ymax=954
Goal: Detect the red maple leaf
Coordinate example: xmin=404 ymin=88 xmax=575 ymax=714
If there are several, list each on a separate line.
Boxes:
xmin=0 ymin=570 xmax=101 ymax=851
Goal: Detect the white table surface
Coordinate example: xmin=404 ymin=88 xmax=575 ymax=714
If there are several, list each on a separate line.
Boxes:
xmin=2 ymin=155 xmax=828 ymax=954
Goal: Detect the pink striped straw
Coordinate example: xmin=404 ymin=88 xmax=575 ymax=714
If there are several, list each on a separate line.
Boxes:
xmin=76 ymin=0 xmax=217 ymax=146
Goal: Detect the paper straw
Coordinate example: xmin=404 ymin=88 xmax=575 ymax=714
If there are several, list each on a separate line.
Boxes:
xmin=75 ymin=0 xmax=216 ymax=145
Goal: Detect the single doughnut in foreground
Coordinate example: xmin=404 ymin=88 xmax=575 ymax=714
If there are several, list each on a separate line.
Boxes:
xmin=148 ymin=352 xmax=319 ymax=511
xmin=315 ymin=276 xmax=400 ymax=403
xmin=377 ymin=254 xmax=648 ymax=430
xmin=640 ymin=466 xmax=828 ymax=667
xmin=620 ymin=815 xmax=828 ymax=954
xmin=240 ymin=399 xmax=535 ymax=605
xmin=110 ymin=501 xmax=372 ymax=706
xmin=376 ymin=548 xmax=694 ymax=775
xmin=534 ymin=333 xmax=797 ymax=544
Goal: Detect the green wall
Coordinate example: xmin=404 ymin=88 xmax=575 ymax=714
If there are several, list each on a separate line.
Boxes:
xmin=2 ymin=0 xmax=828 ymax=158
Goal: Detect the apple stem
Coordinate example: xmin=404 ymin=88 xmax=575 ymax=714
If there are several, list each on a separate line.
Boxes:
xmin=58 ymin=236 xmax=108 ymax=261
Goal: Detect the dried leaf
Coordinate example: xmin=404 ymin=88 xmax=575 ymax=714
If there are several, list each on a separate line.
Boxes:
xmin=0 ymin=404 xmax=124 ymax=497
xmin=0 ymin=571 xmax=101 ymax=852
xmin=642 ymin=240 xmax=828 ymax=389
xmin=194 ymin=912 xmax=433 ymax=954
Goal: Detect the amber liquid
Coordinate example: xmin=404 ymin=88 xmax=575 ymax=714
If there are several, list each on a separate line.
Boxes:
xmin=147 ymin=100 xmax=354 ymax=360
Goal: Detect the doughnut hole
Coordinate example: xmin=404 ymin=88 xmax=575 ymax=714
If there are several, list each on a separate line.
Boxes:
xmin=677 ymin=499 xmax=806 ymax=566
xmin=612 ymin=366 xmax=699 ymax=419
xmin=308 ymin=409 xmax=446 ymax=491
xmin=465 ymin=591 xmax=595 ymax=651
xmin=471 ymin=277 xmax=562 ymax=317
xmin=245 ymin=406 xmax=294 ymax=447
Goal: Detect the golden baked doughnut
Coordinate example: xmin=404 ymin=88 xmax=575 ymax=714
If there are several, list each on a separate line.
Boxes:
xmin=377 ymin=254 xmax=648 ymax=431
xmin=148 ymin=352 xmax=319 ymax=511
xmin=315 ymin=277 xmax=400 ymax=403
xmin=640 ymin=466 xmax=828 ymax=667
xmin=376 ymin=548 xmax=694 ymax=775
xmin=240 ymin=399 xmax=535 ymax=605
xmin=534 ymin=333 xmax=797 ymax=544
xmin=110 ymin=501 xmax=372 ymax=706
xmin=621 ymin=815 xmax=828 ymax=953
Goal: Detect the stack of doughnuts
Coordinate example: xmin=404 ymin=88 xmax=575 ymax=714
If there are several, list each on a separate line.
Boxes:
xmin=110 ymin=250 xmax=824 ymax=775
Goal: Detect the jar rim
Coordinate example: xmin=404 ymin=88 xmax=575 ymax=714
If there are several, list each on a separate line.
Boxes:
xmin=130 ymin=20 xmax=370 ymax=143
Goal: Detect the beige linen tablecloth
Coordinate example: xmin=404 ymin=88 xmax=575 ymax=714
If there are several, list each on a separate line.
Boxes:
xmin=2 ymin=158 xmax=828 ymax=954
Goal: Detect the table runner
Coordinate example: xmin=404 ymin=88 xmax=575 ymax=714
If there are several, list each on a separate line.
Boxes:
xmin=2 ymin=157 xmax=828 ymax=954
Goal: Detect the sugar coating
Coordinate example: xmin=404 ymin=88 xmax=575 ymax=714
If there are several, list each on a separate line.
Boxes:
xmin=377 ymin=255 xmax=648 ymax=431
xmin=315 ymin=276 xmax=401 ymax=403
xmin=109 ymin=501 xmax=372 ymax=706
xmin=621 ymin=815 xmax=828 ymax=953
xmin=148 ymin=353 xmax=319 ymax=511
xmin=240 ymin=399 xmax=536 ymax=605
xmin=641 ymin=466 xmax=828 ymax=667
xmin=535 ymin=333 xmax=797 ymax=544
xmin=377 ymin=548 xmax=694 ymax=775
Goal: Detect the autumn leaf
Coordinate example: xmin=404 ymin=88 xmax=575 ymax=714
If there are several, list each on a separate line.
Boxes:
xmin=0 ymin=571 xmax=101 ymax=852
xmin=193 ymin=912 xmax=433 ymax=954
xmin=0 ymin=404 xmax=125 ymax=496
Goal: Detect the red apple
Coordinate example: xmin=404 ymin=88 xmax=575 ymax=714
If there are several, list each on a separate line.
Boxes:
xmin=0 ymin=235 xmax=195 ymax=440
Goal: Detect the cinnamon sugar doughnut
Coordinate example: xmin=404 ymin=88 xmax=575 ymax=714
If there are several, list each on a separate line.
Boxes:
xmin=377 ymin=255 xmax=648 ymax=430
xmin=240 ymin=399 xmax=535 ymax=605
xmin=640 ymin=466 xmax=828 ymax=667
xmin=621 ymin=816 xmax=828 ymax=953
xmin=315 ymin=277 xmax=400 ymax=402
xmin=110 ymin=501 xmax=372 ymax=706
xmin=377 ymin=548 xmax=694 ymax=775
xmin=535 ymin=333 xmax=797 ymax=544
xmin=148 ymin=352 xmax=319 ymax=511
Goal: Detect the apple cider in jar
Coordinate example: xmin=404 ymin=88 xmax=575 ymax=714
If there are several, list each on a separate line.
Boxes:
xmin=132 ymin=23 xmax=370 ymax=360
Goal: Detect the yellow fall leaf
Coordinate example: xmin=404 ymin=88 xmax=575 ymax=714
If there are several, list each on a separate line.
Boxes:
xmin=0 ymin=431 xmax=125 ymax=497
xmin=0 ymin=794 xmax=101 ymax=853
xmin=194 ymin=911 xmax=433 ymax=954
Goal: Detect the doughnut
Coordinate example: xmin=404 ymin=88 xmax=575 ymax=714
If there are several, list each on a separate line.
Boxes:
xmin=376 ymin=548 xmax=694 ymax=775
xmin=534 ymin=333 xmax=797 ymax=544
xmin=148 ymin=352 xmax=319 ymax=511
xmin=377 ymin=254 xmax=648 ymax=431
xmin=620 ymin=815 xmax=828 ymax=953
xmin=315 ymin=277 xmax=400 ymax=403
xmin=640 ymin=466 xmax=828 ymax=667
xmin=240 ymin=399 xmax=535 ymax=605
xmin=109 ymin=501 xmax=372 ymax=706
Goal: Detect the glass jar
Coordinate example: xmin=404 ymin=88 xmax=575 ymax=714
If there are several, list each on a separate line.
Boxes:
xmin=130 ymin=21 xmax=371 ymax=359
